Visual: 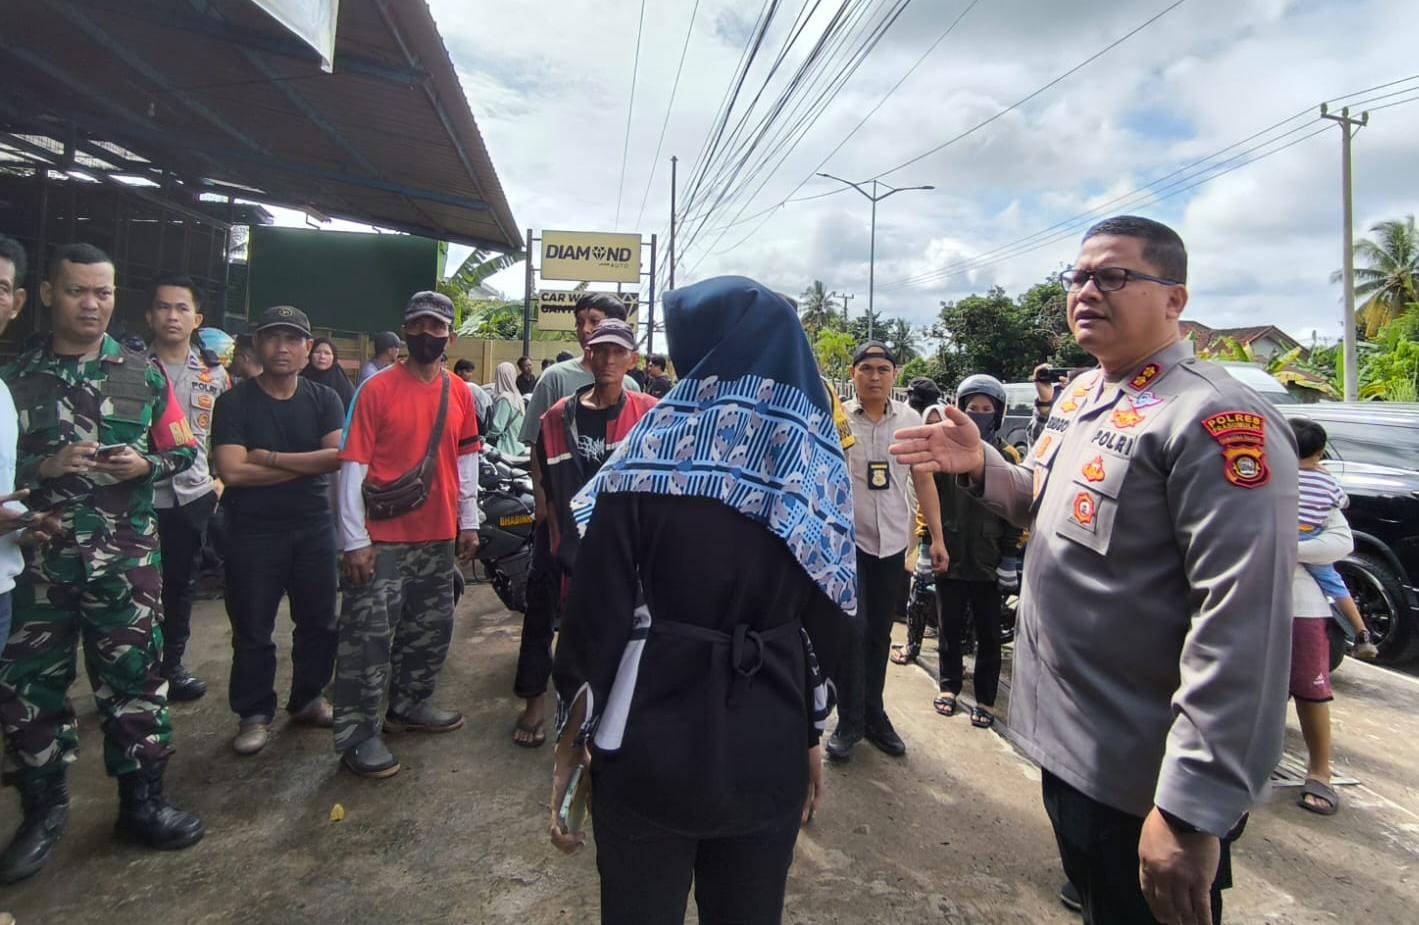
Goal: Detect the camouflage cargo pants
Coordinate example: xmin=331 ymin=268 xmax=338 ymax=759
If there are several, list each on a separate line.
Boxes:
xmin=0 ymin=566 xmax=174 ymax=781
xmin=333 ymin=542 xmax=456 ymax=752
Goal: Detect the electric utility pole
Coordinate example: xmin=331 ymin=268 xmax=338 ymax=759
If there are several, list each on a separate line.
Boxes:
xmin=830 ymin=291 xmax=855 ymax=324
xmin=1320 ymin=103 xmax=1369 ymax=402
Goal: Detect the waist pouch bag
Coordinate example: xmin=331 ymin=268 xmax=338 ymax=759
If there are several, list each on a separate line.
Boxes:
xmin=362 ymin=373 xmax=450 ymax=521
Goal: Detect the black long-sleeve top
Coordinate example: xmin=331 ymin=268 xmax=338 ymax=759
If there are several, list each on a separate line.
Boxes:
xmin=554 ymin=493 xmax=849 ymax=838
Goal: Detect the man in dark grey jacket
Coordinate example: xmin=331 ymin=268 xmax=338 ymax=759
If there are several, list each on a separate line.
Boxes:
xmin=892 ymin=216 xmax=1297 ymax=925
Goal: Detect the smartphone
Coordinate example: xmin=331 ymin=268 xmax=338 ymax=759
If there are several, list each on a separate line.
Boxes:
xmin=558 ymin=765 xmax=591 ymax=834
xmin=95 ymin=443 xmax=128 ymax=459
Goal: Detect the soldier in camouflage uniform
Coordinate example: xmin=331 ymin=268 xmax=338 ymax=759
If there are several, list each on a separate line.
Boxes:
xmin=333 ymin=291 xmax=480 ymax=778
xmin=0 ymin=244 xmax=205 ymax=885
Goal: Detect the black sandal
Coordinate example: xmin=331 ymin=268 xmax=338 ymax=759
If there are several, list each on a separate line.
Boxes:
xmin=512 ymin=720 xmax=546 ymax=749
xmin=933 ymin=695 xmax=958 ymax=717
xmin=970 ymin=706 xmax=995 ymax=729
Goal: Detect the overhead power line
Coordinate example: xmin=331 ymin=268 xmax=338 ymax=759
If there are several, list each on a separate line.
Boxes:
xmin=614 ymin=0 xmax=649 ymax=231
xmin=634 ymin=0 xmax=703 ymax=230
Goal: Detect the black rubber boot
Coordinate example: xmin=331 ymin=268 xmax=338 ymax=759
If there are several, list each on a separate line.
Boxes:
xmin=114 ymin=762 xmax=205 ymax=850
xmin=163 ymin=662 xmax=207 ymax=702
xmin=0 ymin=770 xmax=70 ymax=884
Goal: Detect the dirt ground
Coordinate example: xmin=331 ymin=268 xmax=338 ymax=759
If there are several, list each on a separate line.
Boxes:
xmin=2 ymin=584 xmax=1418 ymax=924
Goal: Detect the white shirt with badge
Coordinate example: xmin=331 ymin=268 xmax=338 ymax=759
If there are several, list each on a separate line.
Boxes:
xmin=845 ymin=398 xmax=922 ymax=558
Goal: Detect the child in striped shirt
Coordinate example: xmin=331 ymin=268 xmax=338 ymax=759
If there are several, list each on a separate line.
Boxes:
xmin=1291 ymin=418 xmax=1378 ymax=659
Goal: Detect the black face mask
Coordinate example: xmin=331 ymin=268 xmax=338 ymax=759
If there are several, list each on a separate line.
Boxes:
xmin=406 ymin=332 xmax=447 ymax=365
xmin=966 ymin=410 xmax=998 ymax=442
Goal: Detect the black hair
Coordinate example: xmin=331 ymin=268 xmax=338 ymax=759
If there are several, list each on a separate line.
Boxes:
xmin=150 ymin=272 xmax=203 ymax=308
xmin=47 ymin=242 xmax=114 ymax=282
xmin=1081 ymin=215 xmax=1187 ymax=284
xmin=234 ymin=334 xmax=259 ymax=358
xmin=555 ymin=350 xmax=574 ymax=362
xmin=573 ymin=292 xmax=629 ymax=322
xmin=541 ymin=358 xmax=554 ymax=369
xmin=647 ymin=354 xmax=667 ymax=370
xmin=0 ymin=235 xmax=28 ymax=287
xmin=453 ymin=358 xmax=476 ymax=375
xmin=517 ymin=355 xmax=531 ymax=365
xmin=1290 ymin=418 xmax=1328 ymax=459
xmin=311 ymin=336 xmax=340 ymax=361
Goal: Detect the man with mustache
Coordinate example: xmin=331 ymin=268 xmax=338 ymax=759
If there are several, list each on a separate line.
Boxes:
xmin=892 ymin=216 xmax=1297 ymax=925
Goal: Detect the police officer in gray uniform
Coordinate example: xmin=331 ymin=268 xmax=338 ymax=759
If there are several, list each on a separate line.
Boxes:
xmin=892 ymin=216 xmax=1297 ymax=925
xmin=147 ymin=274 xmax=229 ymax=701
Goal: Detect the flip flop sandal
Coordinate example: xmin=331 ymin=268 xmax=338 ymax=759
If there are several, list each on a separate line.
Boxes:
xmin=890 ymin=645 xmax=919 ymax=665
xmin=933 ymin=695 xmax=958 ymax=717
xmin=512 ymin=720 xmax=546 ymax=749
xmin=970 ymin=706 xmax=996 ymax=729
xmin=1299 ymin=778 xmax=1340 ymax=815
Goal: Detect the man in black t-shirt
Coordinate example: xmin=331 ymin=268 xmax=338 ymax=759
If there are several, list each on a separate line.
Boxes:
xmin=211 ymin=306 xmax=345 ymax=757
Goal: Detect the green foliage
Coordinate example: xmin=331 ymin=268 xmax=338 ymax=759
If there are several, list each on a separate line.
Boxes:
xmin=1333 ymin=215 xmax=1419 ymax=338
xmin=798 ymin=281 xmax=840 ymax=336
xmin=813 ymin=328 xmax=856 ymax=382
xmin=922 ymin=277 xmax=1084 ymax=387
xmin=1359 ymin=304 xmax=1419 ymax=401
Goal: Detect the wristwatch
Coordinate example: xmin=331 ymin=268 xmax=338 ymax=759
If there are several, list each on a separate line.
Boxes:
xmin=1033 ymin=399 xmax=1053 ymax=411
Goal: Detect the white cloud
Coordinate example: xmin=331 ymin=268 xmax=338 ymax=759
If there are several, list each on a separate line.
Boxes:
xmin=423 ymin=0 xmax=1419 ymax=343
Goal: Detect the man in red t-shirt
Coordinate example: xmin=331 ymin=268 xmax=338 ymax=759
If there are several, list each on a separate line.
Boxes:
xmin=333 ymin=291 xmax=481 ymax=778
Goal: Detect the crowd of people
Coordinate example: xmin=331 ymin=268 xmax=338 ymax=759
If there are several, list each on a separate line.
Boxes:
xmin=0 ymin=215 xmax=1375 ymax=925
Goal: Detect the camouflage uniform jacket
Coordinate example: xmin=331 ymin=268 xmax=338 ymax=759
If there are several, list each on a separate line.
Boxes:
xmin=2 ymin=334 xmax=197 ymax=582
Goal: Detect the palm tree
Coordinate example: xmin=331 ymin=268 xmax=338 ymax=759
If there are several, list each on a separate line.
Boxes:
xmin=798 ymin=281 xmax=839 ymax=335
xmin=883 ymin=317 xmax=920 ymax=364
xmin=1332 ymin=215 xmax=1419 ymax=337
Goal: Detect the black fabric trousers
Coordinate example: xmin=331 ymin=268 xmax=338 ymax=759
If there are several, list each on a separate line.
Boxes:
xmin=834 ymin=548 xmax=906 ymax=739
xmin=1042 ymin=770 xmax=1231 ymax=925
xmin=155 ymin=491 xmax=217 ymax=667
xmin=593 ymin=796 xmax=801 ymax=925
xmin=936 ymin=578 xmax=1002 ymax=706
xmin=223 ymin=518 xmax=339 ymax=722
xmin=513 ymin=520 xmax=560 ymax=699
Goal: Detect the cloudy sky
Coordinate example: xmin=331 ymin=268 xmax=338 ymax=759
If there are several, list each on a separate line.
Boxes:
xmin=415 ymin=0 xmax=1418 ymax=346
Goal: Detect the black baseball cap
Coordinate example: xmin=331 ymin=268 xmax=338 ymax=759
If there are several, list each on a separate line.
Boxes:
xmin=253 ymin=305 xmax=312 ymax=338
xmin=405 ymin=290 xmax=455 ymax=325
xmin=852 ymin=341 xmax=897 ymax=367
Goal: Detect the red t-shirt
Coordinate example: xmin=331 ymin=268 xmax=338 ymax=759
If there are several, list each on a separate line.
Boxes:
xmin=339 ymin=364 xmax=480 ymax=544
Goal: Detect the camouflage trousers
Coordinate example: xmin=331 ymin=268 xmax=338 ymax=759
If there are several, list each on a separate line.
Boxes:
xmin=333 ymin=542 xmax=456 ymax=752
xmin=0 ymin=566 xmax=174 ymax=782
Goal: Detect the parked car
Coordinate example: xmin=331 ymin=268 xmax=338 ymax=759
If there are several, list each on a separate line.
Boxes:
xmin=1002 ymin=381 xmax=1039 ymax=456
xmin=1284 ymin=403 xmax=1419 ymax=664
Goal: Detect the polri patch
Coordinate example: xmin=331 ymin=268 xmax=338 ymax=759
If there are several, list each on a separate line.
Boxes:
xmin=1201 ymin=411 xmax=1270 ymax=488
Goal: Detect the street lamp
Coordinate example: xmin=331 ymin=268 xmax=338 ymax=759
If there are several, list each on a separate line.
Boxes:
xmin=818 ymin=172 xmax=934 ymax=340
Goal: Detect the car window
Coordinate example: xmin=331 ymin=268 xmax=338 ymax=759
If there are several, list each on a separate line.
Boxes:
xmin=1004 ymin=384 xmax=1035 ymax=416
xmin=1318 ymin=420 xmax=1419 ymax=470
xmin=1218 ymin=364 xmax=1298 ymax=403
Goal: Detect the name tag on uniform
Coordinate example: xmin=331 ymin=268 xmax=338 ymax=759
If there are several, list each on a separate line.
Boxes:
xmin=867 ymin=461 xmax=891 ymax=491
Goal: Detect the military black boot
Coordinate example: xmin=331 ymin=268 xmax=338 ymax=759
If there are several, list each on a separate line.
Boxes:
xmin=114 ymin=762 xmax=205 ymax=850
xmin=0 ymin=770 xmax=70 ymax=884
xmin=163 ymin=647 xmax=207 ymax=702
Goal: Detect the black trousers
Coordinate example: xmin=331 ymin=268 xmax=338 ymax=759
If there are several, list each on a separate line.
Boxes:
xmin=594 ymin=796 xmax=801 ymax=925
xmin=513 ymin=520 xmax=560 ymax=699
xmin=223 ymin=518 xmax=339 ymax=722
xmin=1042 ymin=770 xmax=1231 ymax=925
xmin=155 ymin=491 xmax=217 ymax=667
xmin=936 ymin=578 xmax=1002 ymax=706
xmin=835 ymin=548 xmax=906 ymax=738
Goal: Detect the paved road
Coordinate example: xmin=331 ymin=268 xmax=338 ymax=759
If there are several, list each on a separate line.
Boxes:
xmin=2 ymin=585 xmax=1416 ymax=923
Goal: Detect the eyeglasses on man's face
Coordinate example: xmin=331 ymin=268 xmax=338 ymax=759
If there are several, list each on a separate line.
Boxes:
xmin=1058 ymin=267 xmax=1182 ymax=293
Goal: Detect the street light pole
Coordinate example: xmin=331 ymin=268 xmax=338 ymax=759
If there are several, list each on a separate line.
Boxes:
xmin=818 ymin=173 xmax=934 ymax=341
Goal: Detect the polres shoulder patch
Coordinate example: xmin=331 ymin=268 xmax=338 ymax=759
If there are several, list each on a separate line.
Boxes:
xmin=1202 ymin=411 xmax=1269 ymax=488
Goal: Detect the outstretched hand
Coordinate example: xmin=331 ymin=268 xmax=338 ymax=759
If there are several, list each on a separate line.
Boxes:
xmin=890 ymin=405 xmax=987 ymax=480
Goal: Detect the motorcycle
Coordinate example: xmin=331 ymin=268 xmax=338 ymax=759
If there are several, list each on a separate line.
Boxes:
xmin=468 ymin=446 xmax=535 ymax=613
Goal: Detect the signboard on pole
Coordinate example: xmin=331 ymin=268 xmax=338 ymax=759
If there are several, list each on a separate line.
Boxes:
xmin=541 ymin=230 xmax=642 ymax=284
xmin=537 ymin=291 xmax=639 ymax=332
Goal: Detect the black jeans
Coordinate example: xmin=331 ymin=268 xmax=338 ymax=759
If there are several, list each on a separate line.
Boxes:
xmin=834 ymin=548 xmax=906 ymax=739
xmin=593 ymin=795 xmax=801 ymax=925
xmin=1042 ymin=770 xmax=1232 ymax=925
xmin=223 ymin=517 xmax=339 ymax=722
xmin=936 ymin=578 xmax=1002 ymax=706
xmin=513 ymin=520 xmax=560 ymax=699
xmin=155 ymin=491 xmax=217 ymax=667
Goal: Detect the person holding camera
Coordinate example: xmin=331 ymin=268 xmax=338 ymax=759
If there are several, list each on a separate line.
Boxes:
xmin=333 ymin=292 xmax=481 ymax=778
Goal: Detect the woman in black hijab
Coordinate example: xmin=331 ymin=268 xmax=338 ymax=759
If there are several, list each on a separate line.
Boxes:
xmin=300 ymin=336 xmax=355 ymax=410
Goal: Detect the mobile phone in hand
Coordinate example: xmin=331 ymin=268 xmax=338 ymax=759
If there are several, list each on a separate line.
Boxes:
xmin=1034 ymin=367 xmax=1075 ymax=383
xmin=559 ymin=765 xmax=590 ymax=833
xmin=95 ymin=443 xmax=128 ymax=460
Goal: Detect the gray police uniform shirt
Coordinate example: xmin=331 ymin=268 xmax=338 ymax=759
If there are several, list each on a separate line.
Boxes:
xmin=972 ymin=340 xmax=1297 ymax=837
xmin=152 ymin=347 xmax=228 ymax=509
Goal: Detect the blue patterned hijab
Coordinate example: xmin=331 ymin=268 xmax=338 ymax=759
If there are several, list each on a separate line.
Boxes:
xmin=570 ymin=276 xmax=858 ymax=614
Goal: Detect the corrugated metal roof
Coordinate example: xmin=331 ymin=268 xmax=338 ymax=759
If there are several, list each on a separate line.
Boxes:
xmin=1 ymin=0 xmax=520 ymax=251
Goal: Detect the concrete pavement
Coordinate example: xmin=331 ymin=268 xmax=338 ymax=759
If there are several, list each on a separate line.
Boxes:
xmin=1 ymin=584 xmax=1416 ymax=923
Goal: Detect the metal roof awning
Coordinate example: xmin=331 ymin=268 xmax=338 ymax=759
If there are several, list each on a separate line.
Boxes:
xmin=1 ymin=0 xmax=521 ymax=252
